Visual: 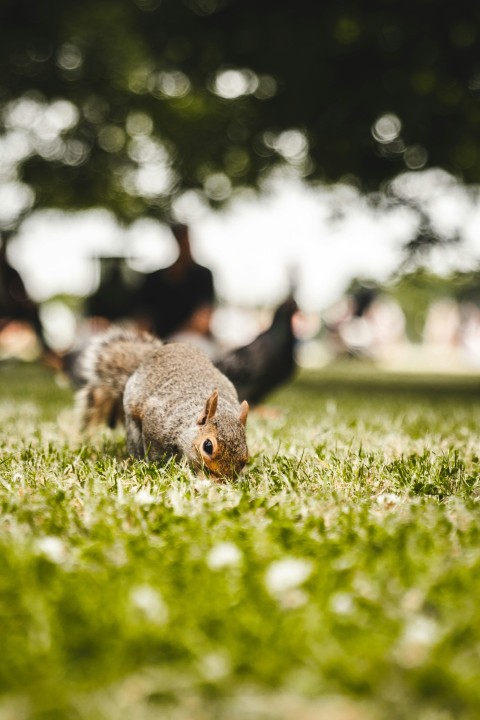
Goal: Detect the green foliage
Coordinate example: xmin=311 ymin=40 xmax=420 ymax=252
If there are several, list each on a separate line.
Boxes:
xmin=1 ymin=362 xmax=480 ymax=718
xmin=2 ymin=0 xmax=480 ymax=221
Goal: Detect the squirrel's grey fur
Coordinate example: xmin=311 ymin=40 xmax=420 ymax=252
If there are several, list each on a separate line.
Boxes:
xmin=77 ymin=327 xmax=249 ymax=478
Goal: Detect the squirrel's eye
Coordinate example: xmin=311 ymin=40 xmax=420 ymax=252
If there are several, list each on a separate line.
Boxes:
xmin=203 ymin=439 xmax=213 ymax=455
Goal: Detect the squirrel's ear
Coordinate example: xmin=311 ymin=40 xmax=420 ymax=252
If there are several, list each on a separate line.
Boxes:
xmin=239 ymin=400 xmax=249 ymax=427
xmin=197 ymin=389 xmax=218 ymax=425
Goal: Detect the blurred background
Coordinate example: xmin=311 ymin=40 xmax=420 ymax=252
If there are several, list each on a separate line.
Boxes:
xmin=2 ymin=0 xmax=480 ymax=377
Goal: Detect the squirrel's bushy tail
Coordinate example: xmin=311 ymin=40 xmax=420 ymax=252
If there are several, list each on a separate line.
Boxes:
xmin=77 ymin=328 xmax=162 ymax=430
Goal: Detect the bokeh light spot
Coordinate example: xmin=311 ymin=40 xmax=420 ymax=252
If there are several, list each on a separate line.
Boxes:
xmin=212 ymin=69 xmax=258 ymax=99
xmin=371 ymin=113 xmax=402 ymax=144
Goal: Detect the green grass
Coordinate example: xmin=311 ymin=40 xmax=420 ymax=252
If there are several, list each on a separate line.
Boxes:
xmin=1 ymin=360 xmax=480 ymax=719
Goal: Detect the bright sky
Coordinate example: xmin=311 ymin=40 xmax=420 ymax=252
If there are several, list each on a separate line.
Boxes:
xmin=8 ymin=173 xmax=480 ymax=314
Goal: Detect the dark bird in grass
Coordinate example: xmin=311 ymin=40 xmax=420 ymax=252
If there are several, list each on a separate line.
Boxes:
xmin=215 ymin=296 xmax=298 ymax=406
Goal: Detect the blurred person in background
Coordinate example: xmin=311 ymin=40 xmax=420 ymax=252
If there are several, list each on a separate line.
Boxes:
xmin=136 ymin=223 xmax=217 ymax=357
xmin=86 ymin=256 xmax=144 ymax=328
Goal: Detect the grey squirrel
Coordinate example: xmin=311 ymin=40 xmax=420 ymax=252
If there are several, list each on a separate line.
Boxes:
xmin=77 ymin=328 xmax=249 ymax=479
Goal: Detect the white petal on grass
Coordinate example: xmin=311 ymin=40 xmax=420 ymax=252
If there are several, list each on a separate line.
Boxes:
xmin=265 ymin=558 xmax=313 ymax=595
xmin=402 ymin=615 xmax=439 ymax=646
xmin=206 ymin=542 xmax=242 ymax=570
xmin=394 ymin=614 xmax=440 ymax=668
xmin=200 ymin=652 xmax=231 ymax=681
xmin=130 ymin=585 xmax=169 ymax=624
xmin=134 ymin=488 xmax=156 ymax=505
xmin=35 ymin=536 xmax=66 ymax=564
xmin=330 ymin=592 xmax=354 ymax=615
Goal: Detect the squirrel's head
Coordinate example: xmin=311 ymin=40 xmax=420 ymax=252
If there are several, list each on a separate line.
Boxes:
xmin=194 ymin=389 xmax=249 ymax=480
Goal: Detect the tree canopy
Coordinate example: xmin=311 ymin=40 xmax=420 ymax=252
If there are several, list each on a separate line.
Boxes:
xmin=1 ymin=0 xmax=480 ymax=224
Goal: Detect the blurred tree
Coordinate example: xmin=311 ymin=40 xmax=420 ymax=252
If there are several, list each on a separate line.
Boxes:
xmin=1 ymin=0 xmax=480 ymax=226
xmin=390 ymin=268 xmax=480 ymax=341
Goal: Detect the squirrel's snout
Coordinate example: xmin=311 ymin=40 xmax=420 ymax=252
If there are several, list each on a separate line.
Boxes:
xmin=200 ymin=452 xmax=249 ymax=481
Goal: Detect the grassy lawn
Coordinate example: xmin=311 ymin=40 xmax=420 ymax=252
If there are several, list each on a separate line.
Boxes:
xmin=1 ymin=360 xmax=480 ymax=719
